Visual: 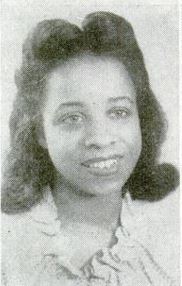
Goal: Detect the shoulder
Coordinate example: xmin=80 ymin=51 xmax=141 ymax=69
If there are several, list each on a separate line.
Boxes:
xmin=131 ymin=188 xmax=180 ymax=239
xmin=124 ymin=189 xmax=180 ymax=282
xmin=133 ymin=187 xmax=179 ymax=213
xmin=2 ymin=211 xmax=33 ymax=251
xmin=1 ymin=210 xmax=44 ymax=263
xmin=2 ymin=208 xmax=41 ymax=244
xmin=1 ymin=194 xmax=58 ymax=285
xmin=2 ymin=189 xmax=58 ymax=242
xmin=1 ymin=211 xmax=37 ymax=285
xmin=2 ymin=189 xmax=60 ymax=258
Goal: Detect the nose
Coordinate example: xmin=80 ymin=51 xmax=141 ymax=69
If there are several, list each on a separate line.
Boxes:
xmin=84 ymin=121 xmax=117 ymax=149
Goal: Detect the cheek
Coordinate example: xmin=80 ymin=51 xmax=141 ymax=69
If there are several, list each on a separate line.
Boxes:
xmin=44 ymin=125 xmax=82 ymax=162
xmin=119 ymin=121 xmax=142 ymax=159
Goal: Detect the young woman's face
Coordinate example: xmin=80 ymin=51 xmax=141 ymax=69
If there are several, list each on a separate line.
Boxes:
xmin=42 ymin=55 xmax=142 ymax=196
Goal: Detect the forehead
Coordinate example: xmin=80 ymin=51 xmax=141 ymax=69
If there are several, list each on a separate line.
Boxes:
xmin=45 ymin=55 xmax=136 ymax=105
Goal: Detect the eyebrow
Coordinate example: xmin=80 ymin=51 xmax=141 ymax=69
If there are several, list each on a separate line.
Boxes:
xmin=109 ymin=96 xmax=135 ymax=104
xmin=55 ymin=96 xmax=134 ymax=113
xmin=58 ymin=101 xmax=85 ymax=108
xmin=55 ymin=101 xmax=85 ymax=113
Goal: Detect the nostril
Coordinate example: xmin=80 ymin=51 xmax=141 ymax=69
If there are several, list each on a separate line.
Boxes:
xmin=84 ymin=136 xmax=117 ymax=149
xmin=83 ymin=122 xmax=117 ymax=148
xmin=84 ymin=139 xmax=101 ymax=149
xmin=85 ymin=143 xmax=102 ymax=149
xmin=111 ymin=140 xmax=116 ymax=145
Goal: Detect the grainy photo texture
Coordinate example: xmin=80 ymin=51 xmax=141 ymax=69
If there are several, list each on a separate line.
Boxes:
xmin=1 ymin=1 xmax=180 ymax=285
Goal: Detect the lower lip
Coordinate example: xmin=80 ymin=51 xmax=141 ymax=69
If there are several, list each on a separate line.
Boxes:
xmin=82 ymin=159 xmax=121 ymax=177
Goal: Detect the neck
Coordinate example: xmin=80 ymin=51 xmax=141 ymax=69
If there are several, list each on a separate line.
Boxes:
xmin=52 ymin=178 xmax=122 ymax=233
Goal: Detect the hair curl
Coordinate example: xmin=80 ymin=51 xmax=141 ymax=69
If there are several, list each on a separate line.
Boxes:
xmin=2 ymin=11 xmax=179 ymax=214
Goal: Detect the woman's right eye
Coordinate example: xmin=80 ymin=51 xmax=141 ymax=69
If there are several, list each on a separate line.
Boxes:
xmin=54 ymin=113 xmax=85 ymax=126
xmin=62 ymin=114 xmax=84 ymax=124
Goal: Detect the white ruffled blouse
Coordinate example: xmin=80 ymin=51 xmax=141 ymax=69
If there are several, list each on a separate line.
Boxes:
xmin=2 ymin=189 xmax=179 ymax=285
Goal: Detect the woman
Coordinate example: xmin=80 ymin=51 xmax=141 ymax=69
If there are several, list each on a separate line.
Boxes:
xmin=1 ymin=11 xmax=179 ymax=285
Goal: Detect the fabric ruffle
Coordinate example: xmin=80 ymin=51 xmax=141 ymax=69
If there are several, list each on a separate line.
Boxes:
xmin=29 ymin=190 xmax=176 ymax=286
xmin=81 ymin=227 xmax=175 ymax=285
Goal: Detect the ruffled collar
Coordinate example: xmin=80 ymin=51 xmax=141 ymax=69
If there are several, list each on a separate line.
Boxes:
xmin=30 ymin=187 xmax=134 ymax=237
xmin=29 ymin=188 xmax=175 ymax=285
xmin=29 ymin=189 xmax=136 ymax=274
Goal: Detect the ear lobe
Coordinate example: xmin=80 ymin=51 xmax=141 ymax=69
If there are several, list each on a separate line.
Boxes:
xmin=36 ymin=124 xmax=47 ymax=149
xmin=38 ymin=134 xmax=47 ymax=149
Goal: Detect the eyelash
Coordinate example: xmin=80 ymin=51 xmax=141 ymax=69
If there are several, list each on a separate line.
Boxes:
xmin=55 ymin=112 xmax=85 ymax=125
xmin=62 ymin=114 xmax=84 ymax=124
xmin=55 ymin=108 xmax=131 ymax=126
xmin=109 ymin=108 xmax=131 ymax=119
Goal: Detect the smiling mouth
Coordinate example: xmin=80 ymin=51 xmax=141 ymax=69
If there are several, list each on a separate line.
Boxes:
xmin=85 ymin=158 xmax=117 ymax=169
xmin=81 ymin=156 xmax=123 ymax=176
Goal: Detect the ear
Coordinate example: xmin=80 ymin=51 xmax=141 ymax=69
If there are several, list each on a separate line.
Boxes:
xmin=36 ymin=122 xmax=47 ymax=149
xmin=38 ymin=133 xmax=47 ymax=149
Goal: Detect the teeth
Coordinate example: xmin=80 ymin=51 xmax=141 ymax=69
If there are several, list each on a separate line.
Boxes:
xmin=89 ymin=159 xmax=117 ymax=169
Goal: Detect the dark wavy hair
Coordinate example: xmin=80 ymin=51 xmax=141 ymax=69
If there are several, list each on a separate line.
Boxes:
xmin=1 ymin=11 xmax=179 ymax=214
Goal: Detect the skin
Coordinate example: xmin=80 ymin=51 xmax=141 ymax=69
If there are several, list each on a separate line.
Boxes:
xmin=39 ymin=55 xmax=142 ymax=266
xmin=42 ymin=55 xmax=142 ymax=197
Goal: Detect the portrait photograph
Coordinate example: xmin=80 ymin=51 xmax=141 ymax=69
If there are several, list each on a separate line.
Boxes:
xmin=1 ymin=0 xmax=180 ymax=285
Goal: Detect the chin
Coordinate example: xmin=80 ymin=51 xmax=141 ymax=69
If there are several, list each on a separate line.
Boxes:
xmin=81 ymin=180 xmax=124 ymax=197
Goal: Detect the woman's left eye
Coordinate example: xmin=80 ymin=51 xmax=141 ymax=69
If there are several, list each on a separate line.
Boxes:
xmin=62 ymin=114 xmax=84 ymax=124
xmin=109 ymin=108 xmax=131 ymax=119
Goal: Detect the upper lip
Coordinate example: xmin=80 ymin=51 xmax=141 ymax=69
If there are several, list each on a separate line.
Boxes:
xmin=81 ymin=154 xmax=123 ymax=166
